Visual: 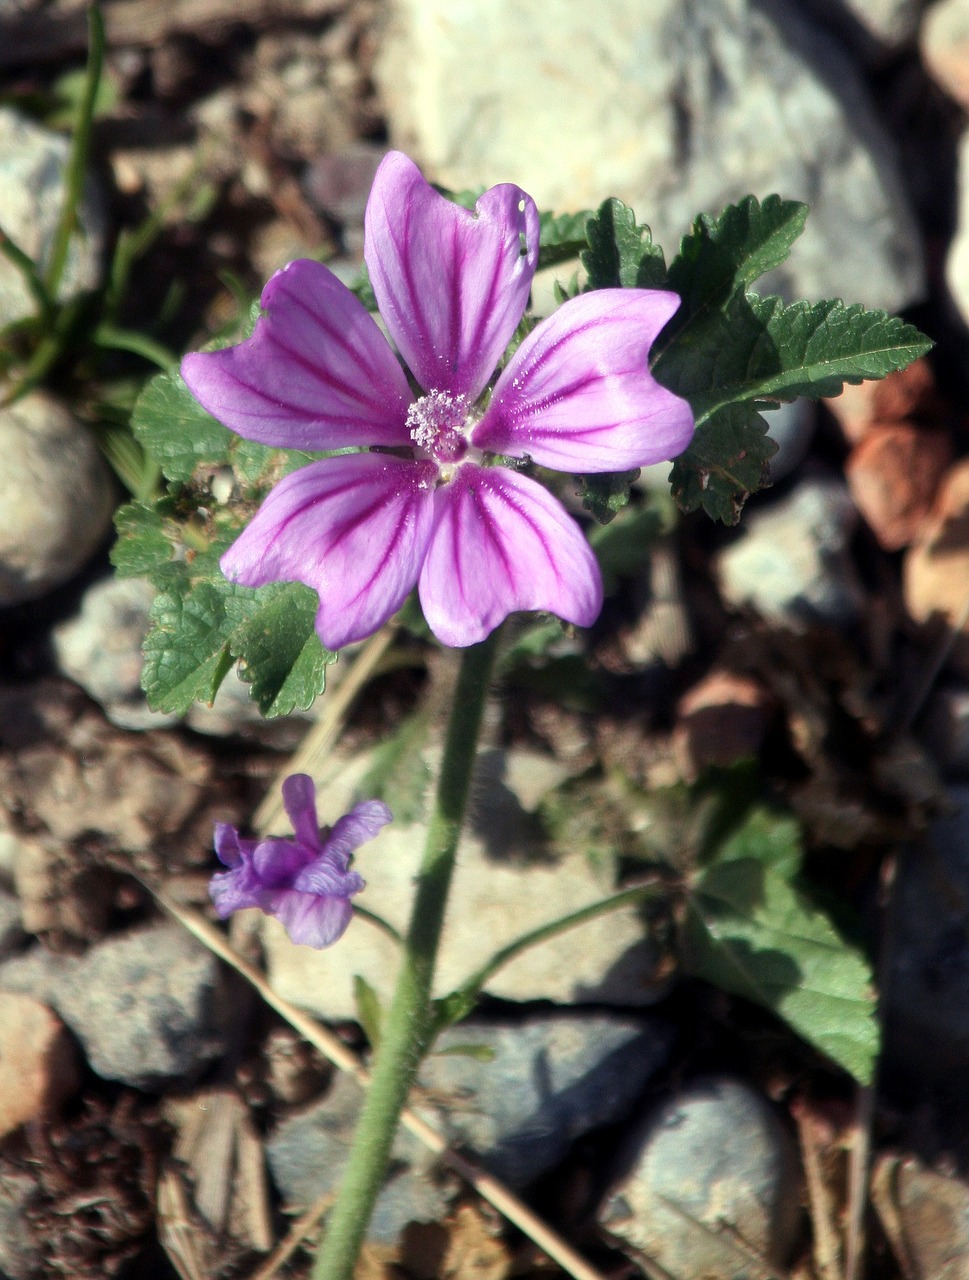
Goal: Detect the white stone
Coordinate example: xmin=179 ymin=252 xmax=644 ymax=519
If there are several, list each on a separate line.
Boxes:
xmin=261 ymin=746 xmax=664 ymax=1019
xmin=376 ymin=0 xmax=924 ymax=313
xmin=0 ymin=393 xmax=115 ymax=605
xmin=947 ymin=129 xmax=969 ymax=328
xmin=0 ymin=108 xmax=106 ymax=324
xmin=717 ymin=478 xmax=864 ymax=626
xmin=922 ymin=0 xmax=969 ymax=108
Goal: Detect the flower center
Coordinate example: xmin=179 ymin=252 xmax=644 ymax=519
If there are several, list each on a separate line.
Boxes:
xmin=406 ymin=390 xmax=470 ymax=464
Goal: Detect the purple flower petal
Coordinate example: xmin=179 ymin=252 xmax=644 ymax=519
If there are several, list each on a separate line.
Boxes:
xmin=267 ymin=888 xmax=355 ymax=948
xmin=282 ymin=773 xmax=321 ymax=851
xmin=472 ymin=289 xmax=695 ymax=471
xmin=214 ymin=822 xmax=244 ymax=867
xmin=181 ymin=259 xmax=414 ymax=451
xmin=292 ymin=859 xmax=366 ymax=897
xmin=220 ymin=453 xmax=437 ymax=651
xmin=253 ymin=836 xmax=314 ymax=886
xmin=209 ymin=861 xmax=263 ymax=917
xmin=419 ymin=464 xmax=603 ymax=646
xmin=323 ymin=799 xmax=393 ymax=869
xmin=365 ymin=151 xmax=539 ymax=401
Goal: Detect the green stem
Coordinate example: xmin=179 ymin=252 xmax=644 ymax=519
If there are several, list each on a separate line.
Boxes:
xmin=312 ymin=629 xmax=500 ymax=1280
xmin=45 ymin=4 xmax=105 ymax=301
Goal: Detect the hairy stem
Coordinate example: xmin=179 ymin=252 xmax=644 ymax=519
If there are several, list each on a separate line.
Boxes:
xmin=312 ymin=629 xmax=500 ymax=1280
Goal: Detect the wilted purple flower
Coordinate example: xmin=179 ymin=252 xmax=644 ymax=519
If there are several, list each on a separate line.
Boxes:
xmin=182 ymin=151 xmax=694 ymax=650
xmin=210 ymin=773 xmax=391 ymax=948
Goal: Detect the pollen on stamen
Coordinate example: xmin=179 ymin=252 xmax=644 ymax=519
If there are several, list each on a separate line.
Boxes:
xmin=406 ymin=390 xmax=470 ymax=464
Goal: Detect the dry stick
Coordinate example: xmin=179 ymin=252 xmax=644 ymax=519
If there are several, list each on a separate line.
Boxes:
xmin=251 ymin=624 xmax=398 ymax=836
xmin=156 ymin=892 xmax=608 ymax=1280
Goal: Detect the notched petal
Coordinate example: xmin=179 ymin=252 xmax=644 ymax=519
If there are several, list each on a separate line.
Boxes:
xmin=473 ymin=289 xmax=695 ymax=472
xmin=220 ymin=453 xmax=436 ymax=651
xmin=181 ymin=259 xmax=413 ymax=451
xmin=365 ymin=151 xmax=539 ymax=400
xmin=419 ymin=464 xmax=603 ymax=646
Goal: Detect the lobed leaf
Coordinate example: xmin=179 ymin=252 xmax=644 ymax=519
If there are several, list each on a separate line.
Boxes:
xmin=681 ymin=808 xmax=879 ymax=1084
xmin=227 ymin=584 xmax=333 ymax=716
xmin=669 ymin=401 xmax=777 ymax=524
xmin=132 ymin=370 xmax=232 ymax=482
xmin=582 ymin=198 xmax=666 ymax=290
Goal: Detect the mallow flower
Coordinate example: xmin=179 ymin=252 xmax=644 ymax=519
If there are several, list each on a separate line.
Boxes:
xmin=182 ymin=151 xmax=694 ymax=650
xmin=210 ymin=773 xmax=391 ymax=948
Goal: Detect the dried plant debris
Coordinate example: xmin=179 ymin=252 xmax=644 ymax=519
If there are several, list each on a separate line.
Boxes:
xmin=0 ymin=678 xmax=250 ymax=943
xmin=2 ymin=1090 xmax=168 ymax=1279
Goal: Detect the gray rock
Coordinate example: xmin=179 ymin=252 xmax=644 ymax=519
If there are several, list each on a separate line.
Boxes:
xmin=0 ymin=923 xmax=233 ymax=1088
xmin=801 ymin=0 xmax=926 ymax=55
xmin=52 ymin=577 xmax=179 ymax=731
xmin=377 ymin=0 xmax=924 ymax=313
xmin=0 ymin=393 xmax=115 ymax=606
xmin=763 ymin=399 xmax=816 ymax=484
xmin=0 ymin=1171 xmax=39 ymax=1280
xmin=268 ymin=1012 xmax=671 ymax=1245
xmin=716 ymin=477 xmax=864 ymax=626
xmin=0 ymin=108 xmax=106 ymax=325
xmin=885 ymin=789 xmax=969 ymax=1081
xmin=261 ymin=747 xmax=667 ymax=1020
xmin=600 ymin=1077 xmax=802 ymax=1279
xmin=418 ymin=1015 xmax=673 ymax=1187
xmin=0 ymin=892 xmax=23 ymax=961
xmin=267 ymin=1071 xmax=448 ymax=1244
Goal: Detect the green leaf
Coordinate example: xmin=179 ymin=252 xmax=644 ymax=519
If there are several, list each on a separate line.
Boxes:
xmin=681 ymin=808 xmax=879 ymax=1083
xmin=582 ymin=198 xmax=666 ymax=290
xmin=538 ymin=209 xmax=593 ymax=269
xmin=355 ymin=712 xmax=433 ymax=825
xmin=669 ymin=401 xmax=777 ymax=524
xmin=227 ymin=584 xmax=332 ymax=716
xmin=580 ymin=469 xmax=642 ymax=524
xmin=132 ymin=370 xmax=231 ymax=482
xmin=353 ymin=974 xmax=384 ymax=1051
xmin=111 ymin=502 xmax=171 ymax=578
xmin=663 ymin=195 xmax=808 ymax=333
xmin=692 ymin=296 xmax=934 ymax=418
xmin=142 ymin=583 xmax=237 ymax=713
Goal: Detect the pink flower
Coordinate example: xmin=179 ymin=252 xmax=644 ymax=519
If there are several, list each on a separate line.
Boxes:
xmin=210 ymin=773 xmax=391 ymax=948
xmin=182 ymin=152 xmax=694 ymax=650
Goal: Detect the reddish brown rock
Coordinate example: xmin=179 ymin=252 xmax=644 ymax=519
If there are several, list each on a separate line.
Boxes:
xmin=675 ymin=670 xmax=774 ymax=774
xmin=846 ymin=423 xmax=952 ymax=550
xmin=0 ymin=992 xmax=80 ymax=1138
xmin=904 ymin=459 xmax=969 ymax=674
xmin=922 ymin=0 xmax=969 ymax=110
xmin=824 ymin=358 xmax=944 ymax=446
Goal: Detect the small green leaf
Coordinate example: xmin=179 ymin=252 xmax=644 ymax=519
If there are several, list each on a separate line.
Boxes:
xmin=142 ymin=583 xmax=236 ymax=713
xmin=132 ymin=370 xmax=231 ymax=482
xmin=355 ymin=712 xmax=433 ymax=825
xmin=582 ymin=198 xmax=666 ymax=290
xmin=228 ymin=584 xmax=333 ymax=716
xmin=580 ymin=468 xmax=642 ymax=524
xmin=538 ymin=209 xmax=593 ymax=269
xmin=681 ymin=808 xmax=879 ymax=1083
xmin=669 ymin=401 xmax=777 ymax=524
xmin=353 ymin=974 xmax=384 ymax=1051
xmin=111 ymin=502 xmax=171 ymax=578
xmin=430 ymin=1042 xmax=497 ymax=1063
xmin=663 ymin=195 xmax=808 ymax=334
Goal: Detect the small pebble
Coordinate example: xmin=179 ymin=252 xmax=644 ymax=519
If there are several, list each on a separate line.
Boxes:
xmin=0 ymin=992 xmax=80 ymax=1138
xmin=600 ymin=1077 xmax=802 ymax=1280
